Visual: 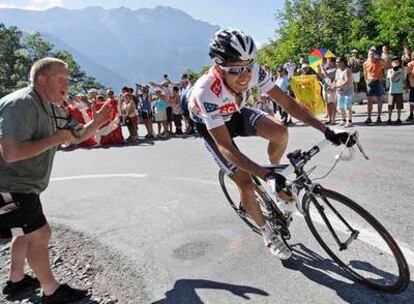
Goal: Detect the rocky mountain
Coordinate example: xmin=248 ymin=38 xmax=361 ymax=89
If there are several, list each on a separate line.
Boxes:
xmin=0 ymin=6 xmax=219 ymax=89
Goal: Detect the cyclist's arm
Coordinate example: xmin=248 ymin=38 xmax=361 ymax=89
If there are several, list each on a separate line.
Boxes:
xmin=208 ymin=125 xmax=270 ymax=179
xmin=266 ymin=85 xmax=326 ymax=133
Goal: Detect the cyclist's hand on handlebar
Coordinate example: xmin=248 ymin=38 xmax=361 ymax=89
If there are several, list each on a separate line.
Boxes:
xmin=324 ymin=127 xmax=356 ymax=147
xmin=264 ymin=172 xmax=294 ymax=202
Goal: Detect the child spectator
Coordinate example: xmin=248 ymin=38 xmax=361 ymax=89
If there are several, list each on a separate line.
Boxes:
xmin=386 ymin=57 xmax=406 ymax=124
xmin=152 ymin=89 xmax=169 ymax=137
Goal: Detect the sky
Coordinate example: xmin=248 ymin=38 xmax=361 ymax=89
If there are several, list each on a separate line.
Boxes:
xmin=0 ymin=0 xmax=284 ymax=46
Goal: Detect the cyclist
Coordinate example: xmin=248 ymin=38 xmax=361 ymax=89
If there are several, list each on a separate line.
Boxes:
xmin=188 ymin=28 xmax=350 ymax=260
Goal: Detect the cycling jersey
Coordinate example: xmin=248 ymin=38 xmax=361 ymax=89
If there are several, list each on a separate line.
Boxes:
xmin=188 ymin=64 xmax=276 ymax=129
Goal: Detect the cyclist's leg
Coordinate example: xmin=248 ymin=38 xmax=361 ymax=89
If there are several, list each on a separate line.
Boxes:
xmin=231 ymin=170 xmax=266 ymax=227
xmin=255 ymin=115 xmax=288 ymax=165
xmin=238 ymin=107 xmax=288 ymax=165
xmin=195 ymin=120 xmax=266 ymax=227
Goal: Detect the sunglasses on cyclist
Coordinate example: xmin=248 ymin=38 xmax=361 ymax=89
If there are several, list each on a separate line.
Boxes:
xmin=220 ymin=62 xmax=255 ymax=75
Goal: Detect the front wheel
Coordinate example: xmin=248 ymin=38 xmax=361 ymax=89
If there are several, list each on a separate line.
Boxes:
xmin=303 ymin=187 xmax=410 ymax=293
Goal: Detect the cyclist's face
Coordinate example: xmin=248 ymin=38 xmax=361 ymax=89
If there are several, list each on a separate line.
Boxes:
xmin=221 ymin=60 xmax=253 ymax=93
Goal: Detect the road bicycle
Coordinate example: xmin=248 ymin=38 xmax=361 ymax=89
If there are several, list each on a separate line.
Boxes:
xmin=219 ymin=130 xmax=410 ymax=293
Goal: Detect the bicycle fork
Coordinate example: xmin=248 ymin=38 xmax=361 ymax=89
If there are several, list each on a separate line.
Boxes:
xmin=311 ymin=188 xmax=360 ymax=251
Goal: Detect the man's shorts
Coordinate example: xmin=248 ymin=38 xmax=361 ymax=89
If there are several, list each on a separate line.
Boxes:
xmin=140 ymin=110 xmax=152 ymax=120
xmin=337 ymin=94 xmax=354 ymax=110
xmin=0 ymin=192 xmax=47 ymax=238
xmin=366 ymin=80 xmax=383 ymax=97
xmin=352 ymin=72 xmax=361 ymax=83
xmin=409 ymin=87 xmax=414 ymax=103
xmin=323 ymin=89 xmax=336 ymax=104
xmin=195 ymin=107 xmax=268 ymax=176
xmin=388 ymin=94 xmax=404 ymax=110
xmin=166 ymin=107 xmax=173 ymax=123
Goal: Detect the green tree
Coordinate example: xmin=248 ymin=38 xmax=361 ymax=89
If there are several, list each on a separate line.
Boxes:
xmin=0 ymin=24 xmax=25 ymax=97
xmin=0 ymin=25 xmax=105 ymax=97
xmin=257 ymin=0 xmax=413 ymax=70
xmin=23 ymin=32 xmax=54 ymax=61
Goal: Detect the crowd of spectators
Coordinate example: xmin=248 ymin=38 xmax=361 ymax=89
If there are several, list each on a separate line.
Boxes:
xmin=252 ymin=44 xmax=414 ymax=128
xmin=63 ymin=73 xmax=196 ymax=148
xmin=64 ymin=44 xmax=414 ymax=149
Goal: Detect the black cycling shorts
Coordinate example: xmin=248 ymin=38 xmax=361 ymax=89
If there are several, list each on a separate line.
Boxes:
xmin=0 ymin=192 xmax=47 ymax=238
xmin=195 ymin=107 xmax=267 ymax=176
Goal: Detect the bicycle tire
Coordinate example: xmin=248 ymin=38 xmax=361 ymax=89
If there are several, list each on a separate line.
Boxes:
xmin=303 ymin=187 xmax=410 ymax=293
xmin=219 ymin=169 xmax=266 ymax=235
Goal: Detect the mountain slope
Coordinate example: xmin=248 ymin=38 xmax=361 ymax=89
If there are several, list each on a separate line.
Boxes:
xmin=0 ymin=6 xmax=219 ymax=89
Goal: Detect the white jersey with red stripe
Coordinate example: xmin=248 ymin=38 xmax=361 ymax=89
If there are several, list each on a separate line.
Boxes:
xmin=188 ymin=64 xmax=275 ymax=129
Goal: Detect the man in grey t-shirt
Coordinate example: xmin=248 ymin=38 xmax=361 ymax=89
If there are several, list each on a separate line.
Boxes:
xmin=0 ymin=58 xmax=111 ymax=302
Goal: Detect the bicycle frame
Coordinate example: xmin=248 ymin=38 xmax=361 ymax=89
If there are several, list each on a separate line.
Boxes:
xmin=253 ymin=130 xmax=367 ymax=247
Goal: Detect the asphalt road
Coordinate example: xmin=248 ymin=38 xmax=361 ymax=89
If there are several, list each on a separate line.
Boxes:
xmin=43 ymin=105 xmax=414 ymax=304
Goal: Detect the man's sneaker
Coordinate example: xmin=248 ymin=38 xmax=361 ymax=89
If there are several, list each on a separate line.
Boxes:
xmin=339 ymin=120 xmax=346 ymax=126
xmin=2 ymin=275 xmax=40 ymax=295
xmin=394 ymin=119 xmax=402 ymax=125
xmin=376 ymin=116 xmax=382 ymax=124
xmin=387 ymin=118 xmax=392 ymax=125
xmin=263 ymin=231 xmax=292 ymax=260
xmin=364 ymin=118 xmax=372 ymax=125
xmin=406 ymin=114 xmax=413 ymax=122
xmin=42 ymin=284 xmax=88 ymax=304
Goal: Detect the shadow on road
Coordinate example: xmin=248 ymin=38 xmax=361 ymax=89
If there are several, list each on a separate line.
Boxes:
xmin=151 ymin=279 xmax=269 ymax=304
xmin=282 ymin=243 xmax=414 ymax=304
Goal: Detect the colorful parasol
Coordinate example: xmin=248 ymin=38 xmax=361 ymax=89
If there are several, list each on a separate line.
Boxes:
xmin=309 ymin=49 xmax=336 ymax=72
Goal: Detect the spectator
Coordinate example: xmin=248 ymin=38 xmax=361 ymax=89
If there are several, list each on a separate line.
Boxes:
xmin=151 ymin=80 xmax=173 ymax=133
xmin=275 ymin=67 xmax=291 ymax=125
xmin=381 ymin=46 xmax=393 ymax=91
xmin=401 ymin=46 xmax=412 ymax=67
xmin=406 ymin=52 xmax=414 ymax=121
xmin=162 ymin=74 xmax=171 ymax=87
xmin=152 ymin=89 xmax=169 ymax=137
xmin=95 ymin=95 xmax=124 ymax=145
xmin=283 ymin=58 xmax=296 ymax=79
xmin=332 ymin=57 xmax=354 ymax=127
xmin=67 ymin=94 xmax=96 ymax=148
xmin=121 ymin=93 xmax=138 ymax=141
xmin=300 ymin=63 xmax=312 ymax=75
xmin=386 ymin=57 xmax=406 ymax=124
xmin=137 ymin=85 xmax=154 ymax=139
xmin=254 ymin=93 xmax=274 ymax=115
xmin=0 ymin=57 xmax=111 ymax=303
xmin=170 ymin=86 xmax=183 ymax=135
xmin=348 ymin=49 xmax=362 ymax=94
xmin=87 ymin=88 xmax=98 ymax=106
xmin=363 ymin=49 xmax=385 ymax=124
xmin=180 ymin=74 xmax=195 ymax=134
xmin=319 ymin=58 xmax=337 ymax=125
xmin=381 ymin=45 xmax=393 ymax=70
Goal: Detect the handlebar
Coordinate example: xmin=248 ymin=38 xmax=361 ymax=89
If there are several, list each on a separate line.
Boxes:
xmin=283 ymin=130 xmax=369 ymax=179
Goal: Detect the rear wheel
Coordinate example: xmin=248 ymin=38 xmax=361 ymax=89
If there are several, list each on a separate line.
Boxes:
xmin=303 ymin=187 xmax=410 ymax=293
xmin=218 ymin=170 xmax=272 ymax=235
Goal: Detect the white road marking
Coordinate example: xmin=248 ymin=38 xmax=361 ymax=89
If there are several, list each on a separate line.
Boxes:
xmin=160 ymin=176 xmax=218 ymax=186
xmin=50 ymin=173 xmax=147 ymax=182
